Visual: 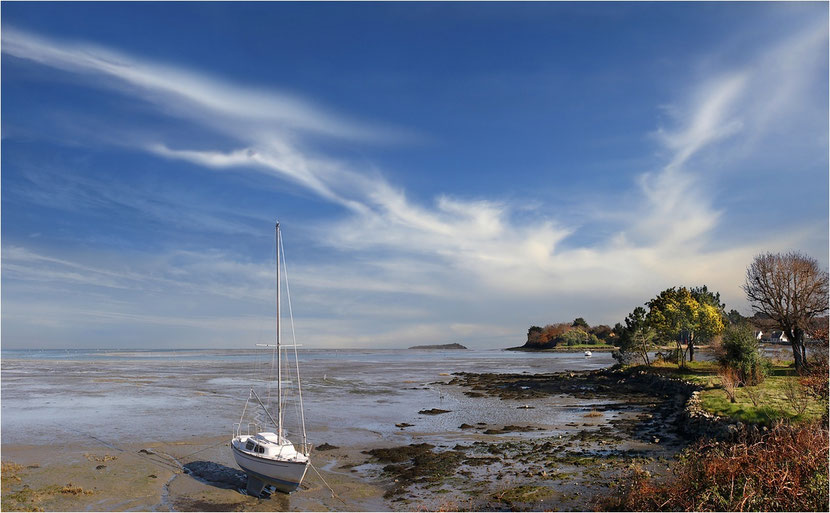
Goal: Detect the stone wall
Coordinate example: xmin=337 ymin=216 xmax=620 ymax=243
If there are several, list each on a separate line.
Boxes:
xmin=616 ymin=367 xmax=743 ymax=441
xmin=681 ymin=390 xmax=743 ymax=440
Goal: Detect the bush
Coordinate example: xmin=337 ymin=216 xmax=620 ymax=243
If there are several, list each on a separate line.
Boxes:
xmin=717 ymin=324 xmax=768 ymax=386
xmin=561 ymin=328 xmax=589 ymax=346
xmin=611 ymin=350 xmax=638 ymax=366
xmin=656 ymin=348 xmax=684 ymax=365
xmin=600 ymin=422 xmax=829 ymax=511
xmin=801 ymin=345 xmax=829 ymax=408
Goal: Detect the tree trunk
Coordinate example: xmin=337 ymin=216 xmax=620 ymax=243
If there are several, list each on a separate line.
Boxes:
xmin=787 ymin=328 xmax=808 ymax=372
xmin=688 ymin=334 xmax=695 ymax=362
xmin=796 ymin=328 xmax=809 ymax=371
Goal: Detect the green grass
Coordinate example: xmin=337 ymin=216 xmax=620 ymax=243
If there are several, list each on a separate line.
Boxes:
xmin=636 ymin=360 xmax=825 ymax=424
xmin=700 ymin=372 xmax=825 ymax=424
xmin=635 ymin=359 xmax=719 ymax=386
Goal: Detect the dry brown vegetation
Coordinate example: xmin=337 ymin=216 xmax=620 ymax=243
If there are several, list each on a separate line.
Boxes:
xmin=800 ymin=345 xmax=829 ymax=408
xmin=601 ymin=421 xmax=829 ymax=512
xmin=58 ymin=484 xmax=94 ymax=496
xmin=2 ymin=462 xmax=24 ymax=483
xmin=718 ymin=366 xmax=741 ymax=403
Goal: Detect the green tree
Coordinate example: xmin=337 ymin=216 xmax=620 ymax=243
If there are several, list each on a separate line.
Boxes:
xmin=616 ymin=307 xmax=655 ymax=365
xmin=646 ymin=287 xmax=725 ymax=366
xmin=726 ymin=309 xmax=747 ymax=326
xmin=572 ymin=317 xmax=589 ymax=329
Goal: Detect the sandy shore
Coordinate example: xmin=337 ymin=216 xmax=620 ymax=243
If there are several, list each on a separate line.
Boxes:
xmin=1 ymin=435 xmax=388 ymax=512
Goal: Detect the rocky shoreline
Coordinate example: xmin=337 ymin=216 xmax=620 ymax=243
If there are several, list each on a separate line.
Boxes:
xmin=352 ymin=365 xmax=736 ymax=510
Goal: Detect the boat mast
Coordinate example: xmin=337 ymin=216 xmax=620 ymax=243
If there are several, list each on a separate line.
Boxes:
xmin=276 ymin=221 xmax=282 ymax=441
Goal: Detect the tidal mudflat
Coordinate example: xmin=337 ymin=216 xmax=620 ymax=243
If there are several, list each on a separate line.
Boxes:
xmin=1 ymin=349 xmax=694 ymax=511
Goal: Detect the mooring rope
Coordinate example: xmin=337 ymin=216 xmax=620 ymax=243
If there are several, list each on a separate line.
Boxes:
xmin=308 ymin=460 xmax=348 ymax=507
xmin=176 ymin=438 xmax=231 ymax=463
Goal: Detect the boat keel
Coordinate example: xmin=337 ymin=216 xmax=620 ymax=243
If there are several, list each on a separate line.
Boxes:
xmin=245 ymin=476 xmax=267 ymax=497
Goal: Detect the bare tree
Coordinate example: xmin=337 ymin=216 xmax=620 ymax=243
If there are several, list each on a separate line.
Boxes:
xmin=718 ymin=366 xmax=742 ymax=403
xmin=743 ymin=252 xmax=829 ymax=371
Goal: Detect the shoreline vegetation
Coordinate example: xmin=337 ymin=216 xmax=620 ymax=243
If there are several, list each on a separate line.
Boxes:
xmin=506 ymin=344 xmax=617 ymax=352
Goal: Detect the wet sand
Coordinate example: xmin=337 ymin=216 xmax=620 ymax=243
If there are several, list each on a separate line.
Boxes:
xmin=2 ymin=366 xmax=692 ymax=512
xmin=1 ymin=435 xmax=388 ymax=512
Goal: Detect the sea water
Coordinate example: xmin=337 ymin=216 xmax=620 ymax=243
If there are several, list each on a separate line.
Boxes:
xmin=1 ymin=348 xmax=615 ymax=448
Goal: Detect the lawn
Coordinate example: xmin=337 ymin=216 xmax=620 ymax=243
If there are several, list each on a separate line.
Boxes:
xmin=639 ymin=360 xmax=825 ymax=424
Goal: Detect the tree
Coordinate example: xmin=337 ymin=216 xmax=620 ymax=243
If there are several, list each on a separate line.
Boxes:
xmin=617 ymin=306 xmax=655 ymax=365
xmin=743 ymin=252 xmax=829 ymax=371
xmin=691 ymin=285 xmax=725 ymax=311
xmin=725 ymin=309 xmax=747 ymax=326
xmin=526 ymin=326 xmax=543 ymax=346
xmin=572 ymin=317 xmax=589 ymax=329
xmin=646 ymin=287 xmax=725 ymax=366
xmin=589 ymin=324 xmax=613 ymax=342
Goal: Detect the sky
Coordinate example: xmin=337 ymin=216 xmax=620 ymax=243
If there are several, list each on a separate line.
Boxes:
xmin=2 ymin=2 xmax=828 ymax=350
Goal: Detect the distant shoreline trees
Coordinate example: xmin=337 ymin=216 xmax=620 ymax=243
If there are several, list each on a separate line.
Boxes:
xmin=523 ymin=319 xmax=614 ymax=349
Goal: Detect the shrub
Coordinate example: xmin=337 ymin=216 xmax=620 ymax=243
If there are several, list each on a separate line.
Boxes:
xmin=611 ymin=349 xmax=638 ymax=366
xmin=717 ymin=366 xmax=741 ymax=403
xmin=800 ymin=345 xmax=829 ymax=408
xmin=656 ymin=348 xmax=683 ymax=365
xmin=561 ymin=328 xmax=589 ymax=346
xmin=717 ymin=324 xmax=768 ymax=386
xmin=783 ymin=378 xmax=812 ymax=417
xmin=600 ymin=421 xmax=829 ymax=511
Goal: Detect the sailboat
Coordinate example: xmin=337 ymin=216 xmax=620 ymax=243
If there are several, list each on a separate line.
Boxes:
xmin=231 ymin=222 xmax=311 ymax=496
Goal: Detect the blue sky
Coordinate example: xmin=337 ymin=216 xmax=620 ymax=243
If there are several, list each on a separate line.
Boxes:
xmin=2 ymin=3 xmax=828 ymax=349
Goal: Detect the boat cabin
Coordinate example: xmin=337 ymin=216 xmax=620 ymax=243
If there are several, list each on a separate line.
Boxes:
xmin=240 ymin=432 xmax=308 ymax=462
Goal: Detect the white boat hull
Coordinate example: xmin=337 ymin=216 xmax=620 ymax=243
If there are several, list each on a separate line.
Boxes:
xmin=231 ymin=442 xmax=309 ymax=494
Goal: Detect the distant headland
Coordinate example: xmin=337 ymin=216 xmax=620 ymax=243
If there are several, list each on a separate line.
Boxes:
xmin=408 ymin=343 xmax=468 ymax=350
xmin=506 ymin=318 xmax=617 ymax=351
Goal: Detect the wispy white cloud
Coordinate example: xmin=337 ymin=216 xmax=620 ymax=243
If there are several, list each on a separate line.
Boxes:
xmin=2 ymin=19 xmax=826 ymax=348
xmin=1 ymin=27 xmax=398 ymax=142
